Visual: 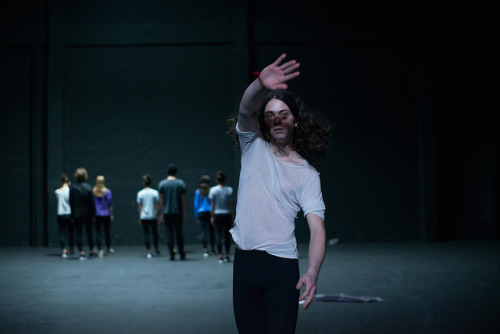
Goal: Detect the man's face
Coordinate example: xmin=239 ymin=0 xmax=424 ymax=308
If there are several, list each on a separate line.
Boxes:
xmin=264 ymin=98 xmax=296 ymax=144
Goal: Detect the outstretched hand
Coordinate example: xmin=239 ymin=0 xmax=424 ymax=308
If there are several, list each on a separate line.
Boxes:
xmin=260 ymin=53 xmax=300 ymax=90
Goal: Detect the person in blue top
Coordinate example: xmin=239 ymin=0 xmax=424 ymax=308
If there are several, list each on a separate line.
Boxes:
xmin=194 ymin=175 xmax=215 ymax=257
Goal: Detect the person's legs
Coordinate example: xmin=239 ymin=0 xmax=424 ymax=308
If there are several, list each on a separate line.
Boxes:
xmin=75 ymin=219 xmax=83 ymax=253
xmin=57 ymin=215 xmax=67 ymax=251
xmin=142 ymin=220 xmax=151 ymax=251
xmin=263 ymin=254 xmax=299 ymax=334
xmin=233 ymin=249 xmax=299 ymax=334
xmin=208 ymin=220 xmax=215 ymax=253
xmin=172 ymin=214 xmax=185 ymax=259
xmin=95 ymin=216 xmax=103 ymax=251
xmin=233 ymin=249 xmax=267 ymax=334
xmin=67 ymin=219 xmax=75 ymax=252
xmin=84 ymin=218 xmax=94 ymax=254
xmin=199 ymin=217 xmax=208 ymax=250
xmin=214 ymin=215 xmax=224 ymax=257
xmin=164 ymin=214 xmax=175 ymax=259
xmin=103 ymin=216 xmax=112 ymax=251
xmin=151 ymin=221 xmax=159 ymax=252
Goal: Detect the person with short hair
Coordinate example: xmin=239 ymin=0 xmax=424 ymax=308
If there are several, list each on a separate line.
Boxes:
xmin=54 ymin=173 xmax=74 ymax=258
xmin=230 ymin=54 xmax=330 ymax=333
xmin=70 ymin=167 xmax=96 ymax=260
xmin=137 ymin=174 xmax=160 ymax=259
xmin=158 ymin=163 xmax=187 ymax=260
xmin=209 ymin=171 xmax=234 ymax=263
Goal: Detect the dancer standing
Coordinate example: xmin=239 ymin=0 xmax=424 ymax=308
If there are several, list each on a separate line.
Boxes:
xmin=158 ymin=163 xmax=187 ymax=260
xmin=209 ymin=171 xmax=234 ymax=263
xmin=54 ymin=173 xmax=74 ymax=258
xmin=93 ymin=175 xmax=114 ymax=257
xmin=70 ymin=167 xmax=96 ymax=260
xmin=194 ymin=175 xmax=215 ymax=257
xmin=230 ymin=54 xmax=330 ymax=333
xmin=137 ymin=174 xmax=160 ymax=258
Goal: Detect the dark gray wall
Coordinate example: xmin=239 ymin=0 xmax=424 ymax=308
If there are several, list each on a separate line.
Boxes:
xmin=0 ymin=0 xmax=497 ymax=246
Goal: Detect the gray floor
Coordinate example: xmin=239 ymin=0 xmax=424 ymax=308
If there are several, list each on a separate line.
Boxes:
xmin=1 ymin=241 xmax=499 ymax=334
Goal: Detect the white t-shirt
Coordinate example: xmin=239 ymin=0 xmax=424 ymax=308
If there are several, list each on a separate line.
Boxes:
xmin=209 ymin=185 xmax=233 ymax=215
xmin=55 ymin=185 xmax=71 ymax=216
xmin=137 ymin=187 xmax=160 ymax=220
xmin=230 ymin=124 xmax=325 ymax=259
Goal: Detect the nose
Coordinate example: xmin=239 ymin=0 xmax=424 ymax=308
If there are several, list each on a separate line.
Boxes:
xmin=274 ymin=115 xmax=282 ymax=124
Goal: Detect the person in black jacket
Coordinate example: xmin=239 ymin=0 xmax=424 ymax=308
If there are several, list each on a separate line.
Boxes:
xmin=70 ymin=167 xmax=96 ymax=260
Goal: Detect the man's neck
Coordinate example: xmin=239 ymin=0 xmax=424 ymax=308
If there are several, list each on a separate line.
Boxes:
xmin=269 ymin=142 xmax=303 ymax=164
xmin=167 ymin=176 xmax=176 ymax=180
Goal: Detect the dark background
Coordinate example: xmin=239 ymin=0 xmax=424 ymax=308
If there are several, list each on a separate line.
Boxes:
xmin=0 ymin=0 xmax=496 ymax=247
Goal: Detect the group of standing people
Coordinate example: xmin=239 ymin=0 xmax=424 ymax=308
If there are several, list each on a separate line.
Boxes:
xmin=136 ymin=164 xmax=234 ymax=263
xmin=193 ymin=170 xmax=235 ymax=263
xmin=55 ymin=168 xmax=114 ymax=260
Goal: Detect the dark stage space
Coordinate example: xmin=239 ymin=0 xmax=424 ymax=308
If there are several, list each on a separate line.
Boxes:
xmin=1 ymin=241 xmax=499 ymax=333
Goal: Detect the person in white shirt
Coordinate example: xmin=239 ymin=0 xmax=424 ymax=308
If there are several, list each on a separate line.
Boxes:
xmin=137 ymin=174 xmax=160 ymax=258
xmin=208 ymin=170 xmax=234 ymax=263
xmin=230 ymin=54 xmax=331 ymax=333
xmin=54 ymin=173 xmax=73 ymax=258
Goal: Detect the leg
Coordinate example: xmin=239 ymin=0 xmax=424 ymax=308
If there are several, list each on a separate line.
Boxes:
xmin=164 ymin=214 xmax=175 ymax=258
xmin=84 ymin=218 xmax=94 ymax=254
xmin=173 ymin=214 xmax=185 ymax=259
xmin=151 ymin=221 xmax=159 ymax=252
xmin=263 ymin=256 xmax=300 ymax=334
xmin=214 ymin=215 xmax=223 ymax=255
xmin=67 ymin=219 xmax=75 ymax=251
xmin=95 ymin=217 xmax=103 ymax=251
xmin=200 ymin=219 xmax=208 ymax=250
xmin=199 ymin=211 xmax=210 ymax=252
xmin=57 ymin=216 xmax=66 ymax=250
xmin=75 ymin=219 xmax=83 ymax=252
xmin=233 ymin=249 xmax=267 ymax=334
xmin=142 ymin=220 xmax=151 ymax=251
xmin=209 ymin=221 xmax=216 ymax=253
xmin=103 ymin=216 xmax=112 ymax=250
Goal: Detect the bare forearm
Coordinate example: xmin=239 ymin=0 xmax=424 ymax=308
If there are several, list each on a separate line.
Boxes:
xmin=307 ymin=227 xmax=326 ymax=278
xmin=239 ymin=79 xmax=266 ymax=131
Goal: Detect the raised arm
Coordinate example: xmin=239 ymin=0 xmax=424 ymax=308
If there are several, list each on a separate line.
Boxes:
xmin=238 ymin=53 xmax=301 ymax=132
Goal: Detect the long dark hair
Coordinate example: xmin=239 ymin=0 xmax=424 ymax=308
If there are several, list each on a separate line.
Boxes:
xmin=228 ymin=90 xmax=332 ymax=162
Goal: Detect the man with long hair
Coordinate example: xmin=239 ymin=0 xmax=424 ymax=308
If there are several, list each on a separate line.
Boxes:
xmin=230 ymin=54 xmax=330 ymax=333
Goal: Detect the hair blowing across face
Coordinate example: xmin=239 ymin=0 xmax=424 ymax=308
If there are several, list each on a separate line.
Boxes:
xmin=229 ymin=90 xmax=331 ymax=162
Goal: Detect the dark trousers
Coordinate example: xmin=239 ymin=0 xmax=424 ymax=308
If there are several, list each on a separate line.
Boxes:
xmin=215 ymin=214 xmax=232 ymax=255
xmin=75 ymin=217 xmax=94 ymax=253
xmin=163 ymin=214 xmax=184 ymax=257
xmin=198 ymin=211 xmax=214 ymax=250
xmin=141 ymin=219 xmax=159 ymax=251
xmin=95 ymin=216 xmax=112 ymax=250
xmin=57 ymin=215 xmax=74 ymax=250
xmin=233 ymin=249 xmax=299 ymax=334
